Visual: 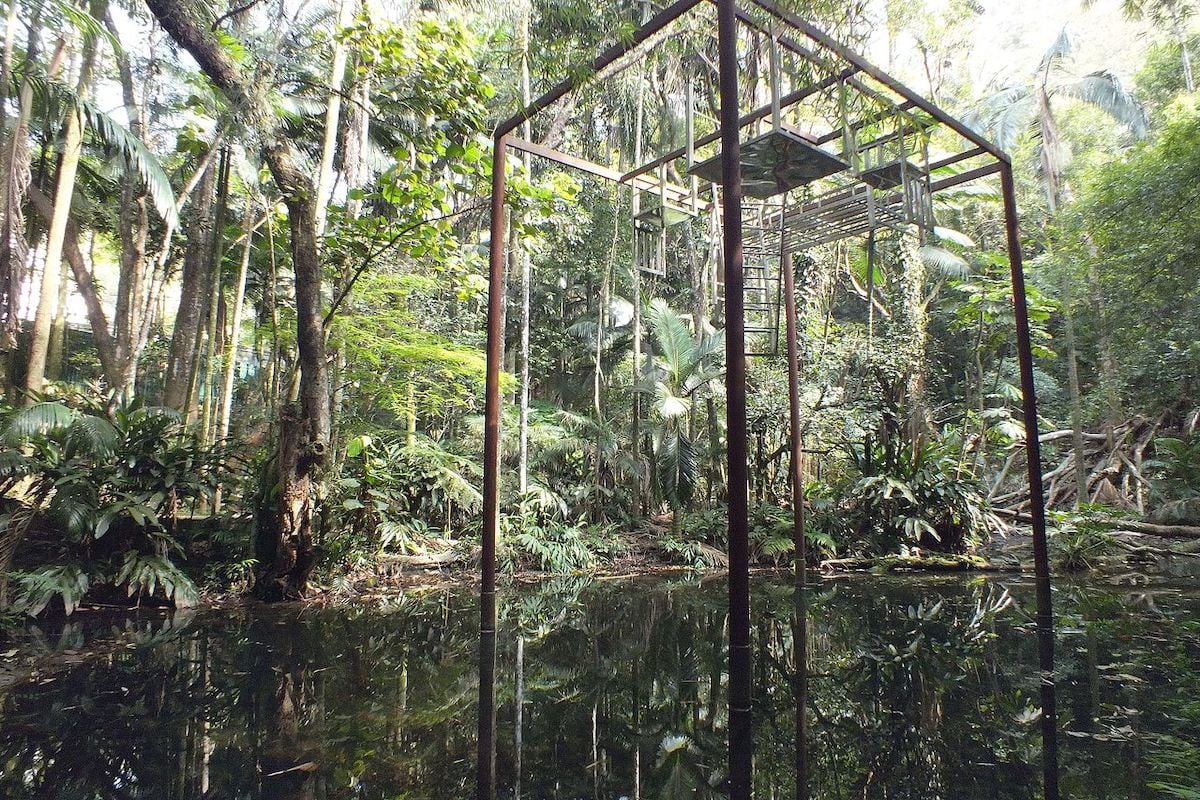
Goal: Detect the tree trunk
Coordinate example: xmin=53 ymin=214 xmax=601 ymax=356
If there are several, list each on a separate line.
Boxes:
xmin=25 ymin=23 xmax=98 ymax=398
xmin=217 ymin=205 xmax=255 ymax=443
xmin=1060 ymin=272 xmax=1089 ymax=507
xmin=312 ymin=0 xmax=356 ymax=237
xmin=45 ymin=255 xmax=68 ymax=381
xmin=163 ymin=158 xmax=216 ymax=410
xmin=25 ymin=186 xmax=122 ymax=383
xmin=107 ymin=7 xmax=153 ymax=400
xmin=1172 ymin=8 xmax=1195 ymax=93
xmin=1 ymin=13 xmax=64 ymax=374
xmin=516 ymin=7 xmax=532 ymax=494
xmin=900 ymin=234 xmax=931 ymax=447
xmin=145 ymin=0 xmax=330 ymax=600
xmin=197 ymin=147 xmax=230 ymax=438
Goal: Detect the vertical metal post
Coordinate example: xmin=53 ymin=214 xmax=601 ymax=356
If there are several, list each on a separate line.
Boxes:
xmin=792 ymin=584 xmax=809 ymax=800
xmin=1000 ymin=163 xmax=1059 ymax=800
xmin=482 ymin=135 xmax=507 ymax=635
xmin=477 ymin=629 xmax=497 ymax=800
xmin=478 ymin=136 xmax=507 ymax=800
xmin=717 ymin=0 xmax=752 ymax=796
xmin=782 ymin=236 xmax=805 ymax=582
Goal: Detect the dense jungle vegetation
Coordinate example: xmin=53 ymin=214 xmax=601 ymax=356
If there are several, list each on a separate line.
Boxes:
xmin=0 ymin=0 xmax=1198 ymax=616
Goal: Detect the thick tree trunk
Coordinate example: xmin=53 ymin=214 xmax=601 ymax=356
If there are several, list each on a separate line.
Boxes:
xmin=146 ymin=0 xmax=329 ymax=600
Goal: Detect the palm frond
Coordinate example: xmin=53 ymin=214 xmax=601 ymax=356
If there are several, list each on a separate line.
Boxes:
xmin=79 ymin=96 xmax=178 ymax=226
xmin=4 ymin=402 xmax=76 ymax=444
xmin=1060 ymin=70 xmax=1149 ymax=139
xmin=0 ymin=451 xmax=37 ymax=479
xmin=654 ymin=382 xmax=691 ymax=419
xmin=933 ymin=226 xmax=976 ymax=248
xmin=656 ymin=430 xmax=698 ymax=509
xmin=989 ymin=92 xmax=1038 ymax=152
xmin=647 ymin=298 xmax=696 ymax=382
xmin=921 ymin=245 xmax=972 ymax=278
xmin=64 ymin=415 xmax=119 ymax=458
xmin=18 ymin=68 xmax=179 ymax=226
xmin=51 ymin=0 xmax=121 ymax=52
xmin=1038 ymin=27 xmax=1075 ymax=76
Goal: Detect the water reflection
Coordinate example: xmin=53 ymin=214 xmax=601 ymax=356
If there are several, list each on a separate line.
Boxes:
xmin=1 ymin=577 xmax=1195 ymax=799
xmin=473 ymin=577 xmax=1064 ymax=800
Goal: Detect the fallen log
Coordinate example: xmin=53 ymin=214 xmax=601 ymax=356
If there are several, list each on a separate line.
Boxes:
xmin=993 ymin=509 xmax=1200 ymax=540
xmin=1108 ymin=519 xmax=1200 ymax=540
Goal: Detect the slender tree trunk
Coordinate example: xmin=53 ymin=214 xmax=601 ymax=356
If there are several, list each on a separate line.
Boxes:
xmin=164 ymin=158 xmax=216 ymax=410
xmin=313 ymin=0 xmax=356 ymax=237
xmin=25 ymin=186 xmax=121 ymax=382
xmin=900 ymin=234 xmax=930 ymax=448
xmin=198 ymin=149 xmax=230 ymax=439
xmin=631 ymin=62 xmax=646 ymax=512
xmin=1060 ymin=272 xmax=1088 ymax=507
xmin=45 ymin=255 xmax=68 ymax=381
xmin=25 ymin=25 xmax=98 ymax=398
xmin=516 ymin=7 xmax=533 ymax=493
xmin=1172 ymin=8 xmax=1195 ymax=93
xmin=217 ymin=205 xmax=255 ymax=443
xmin=107 ymin=8 xmax=153 ymax=400
xmin=1 ymin=13 xmax=63 ymax=375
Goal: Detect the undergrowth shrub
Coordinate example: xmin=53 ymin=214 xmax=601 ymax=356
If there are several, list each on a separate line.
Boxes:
xmin=0 ymin=398 xmax=224 ymax=615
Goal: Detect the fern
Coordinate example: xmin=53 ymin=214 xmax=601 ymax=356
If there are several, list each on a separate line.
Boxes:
xmin=11 ymin=564 xmax=90 ymax=616
xmin=115 ymin=551 xmax=198 ymax=608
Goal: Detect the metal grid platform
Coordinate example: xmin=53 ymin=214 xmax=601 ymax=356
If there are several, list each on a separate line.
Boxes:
xmin=689 ymin=128 xmax=850 ymax=198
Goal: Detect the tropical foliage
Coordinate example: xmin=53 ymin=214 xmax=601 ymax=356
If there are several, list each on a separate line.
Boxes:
xmin=0 ymin=0 xmax=1196 ymax=615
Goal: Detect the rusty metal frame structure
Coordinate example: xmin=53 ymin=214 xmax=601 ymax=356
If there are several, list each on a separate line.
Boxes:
xmin=478 ymin=1 xmax=1058 ymax=798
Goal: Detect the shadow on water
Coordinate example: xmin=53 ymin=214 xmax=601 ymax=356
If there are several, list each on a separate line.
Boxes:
xmin=1 ymin=574 xmax=1197 ymax=799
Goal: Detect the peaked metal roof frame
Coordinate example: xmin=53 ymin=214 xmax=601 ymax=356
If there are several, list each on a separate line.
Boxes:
xmin=476 ymin=4 xmax=1060 ymax=799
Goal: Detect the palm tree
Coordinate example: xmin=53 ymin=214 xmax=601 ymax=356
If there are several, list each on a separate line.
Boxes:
xmin=973 ymin=28 xmax=1147 ymax=214
xmin=972 ymin=27 xmax=1148 ymax=506
xmin=641 ymin=299 xmax=724 ymax=527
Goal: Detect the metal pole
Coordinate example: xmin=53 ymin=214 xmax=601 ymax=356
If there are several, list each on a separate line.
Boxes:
xmin=781 ymin=235 xmax=805 ymax=583
xmin=477 ymin=135 xmax=507 ymax=799
xmin=476 ymin=629 xmax=497 ymax=800
xmin=792 ymin=583 xmax=809 ymax=800
xmin=482 ymin=136 xmax=507 ymax=634
xmin=717 ymin=1 xmax=752 ymax=796
xmin=999 ymin=163 xmax=1058 ymax=800
xmin=496 ymin=0 xmax=706 ymax=137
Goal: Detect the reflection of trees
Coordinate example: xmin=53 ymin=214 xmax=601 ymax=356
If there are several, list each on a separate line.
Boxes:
xmin=0 ymin=577 xmax=1196 ymax=799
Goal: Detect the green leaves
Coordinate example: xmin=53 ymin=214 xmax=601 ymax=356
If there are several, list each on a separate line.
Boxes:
xmin=115 ymin=551 xmax=197 ymax=608
xmin=0 ymin=396 xmax=223 ymax=615
xmin=4 ymin=402 xmax=76 ymax=445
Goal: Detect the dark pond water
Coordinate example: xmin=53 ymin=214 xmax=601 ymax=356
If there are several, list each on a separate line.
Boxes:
xmin=1 ymin=574 xmax=1197 ymax=799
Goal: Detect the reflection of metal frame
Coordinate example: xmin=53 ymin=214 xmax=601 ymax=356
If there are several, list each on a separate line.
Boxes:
xmin=481 ymin=5 xmax=1058 ymax=800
